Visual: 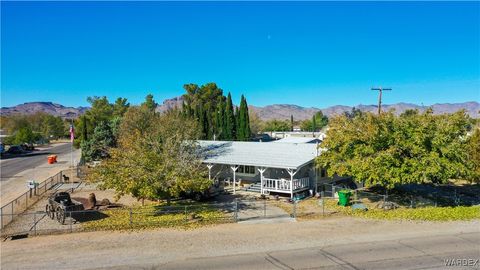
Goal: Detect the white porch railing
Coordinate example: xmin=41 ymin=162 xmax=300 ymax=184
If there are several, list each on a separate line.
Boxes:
xmin=263 ymin=177 xmax=310 ymax=194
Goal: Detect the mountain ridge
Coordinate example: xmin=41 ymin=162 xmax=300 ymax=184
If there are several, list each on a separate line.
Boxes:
xmin=0 ymin=102 xmax=89 ymax=118
xmin=1 ymin=99 xmax=479 ymax=120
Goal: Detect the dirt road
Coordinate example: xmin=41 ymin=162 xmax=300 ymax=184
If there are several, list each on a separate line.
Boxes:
xmin=1 ymin=217 xmax=478 ymax=269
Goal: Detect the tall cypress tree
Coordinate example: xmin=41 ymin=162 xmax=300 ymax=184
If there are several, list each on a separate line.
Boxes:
xmin=214 ymin=98 xmax=225 ymax=140
xmin=205 ymin=109 xmax=216 ymax=140
xmin=195 ymin=104 xmax=208 ymax=139
xmin=312 ymin=115 xmax=317 ymax=132
xmin=237 ymin=97 xmax=244 ymax=140
xmin=237 ymin=95 xmax=251 ymax=141
xmin=224 ymin=93 xmax=235 ymax=140
xmin=290 ymin=115 xmax=294 ymax=132
xmin=243 ymin=96 xmax=251 ymax=140
xmin=234 ymin=106 xmax=239 ymax=140
xmin=203 ymin=108 xmax=210 ymax=139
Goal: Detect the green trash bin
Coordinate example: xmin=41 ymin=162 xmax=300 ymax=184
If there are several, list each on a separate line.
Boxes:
xmin=337 ymin=190 xmax=352 ymax=206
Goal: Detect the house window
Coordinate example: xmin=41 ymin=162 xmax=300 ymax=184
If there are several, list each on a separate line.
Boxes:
xmin=238 ymin=165 xmax=255 ymax=175
xmin=320 ymin=168 xmax=327 ymax=178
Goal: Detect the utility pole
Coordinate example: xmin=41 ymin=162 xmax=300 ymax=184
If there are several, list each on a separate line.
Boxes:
xmin=371 ymin=87 xmax=392 ymax=115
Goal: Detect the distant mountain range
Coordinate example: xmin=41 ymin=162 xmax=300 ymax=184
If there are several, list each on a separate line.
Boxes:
xmin=0 ymin=102 xmax=89 ymax=118
xmin=154 ymin=97 xmax=480 ymax=120
xmin=1 ymin=99 xmax=479 ymax=120
xmin=249 ymin=101 xmax=480 ymax=120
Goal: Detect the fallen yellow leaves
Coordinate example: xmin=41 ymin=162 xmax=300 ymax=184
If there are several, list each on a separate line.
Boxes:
xmin=82 ymin=204 xmax=233 ymax=231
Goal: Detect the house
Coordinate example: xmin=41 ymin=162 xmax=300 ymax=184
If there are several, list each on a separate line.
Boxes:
xmin=198 ymin=140 xmax=325 ymax=199
xmin=273 ymin=137 xmax=321 ymax=144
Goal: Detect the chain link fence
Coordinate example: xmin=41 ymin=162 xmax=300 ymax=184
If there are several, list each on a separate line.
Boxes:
xmin=0 ymin=167 xmax=84 ymax=230
xmin=318 ymin=182 xmax=478 ymax=209
xmin=1 ymin=198 xmax=297 ymax=238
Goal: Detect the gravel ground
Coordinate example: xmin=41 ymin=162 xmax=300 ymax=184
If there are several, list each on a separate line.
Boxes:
xmin=1 ymin=217 xmax=478 ymax=270
xmin=1 ymin=182 xmax=91 ymax=236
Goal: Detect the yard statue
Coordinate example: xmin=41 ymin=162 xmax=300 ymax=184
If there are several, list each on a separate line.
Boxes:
xmin=88 ymin=193 xmax=97 ymax=208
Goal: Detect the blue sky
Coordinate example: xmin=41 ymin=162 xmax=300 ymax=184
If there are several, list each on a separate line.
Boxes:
xmin=1 ymin=1 xmax=479 ymax=108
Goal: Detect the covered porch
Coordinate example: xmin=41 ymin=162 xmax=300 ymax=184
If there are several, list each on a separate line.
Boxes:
xmin=199 ymin=140 xmax=320 ymax=199
xmin=262 ymin=176 xmax=310 ymax=194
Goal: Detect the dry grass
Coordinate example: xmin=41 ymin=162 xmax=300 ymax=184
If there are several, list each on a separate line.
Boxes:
xmin=270 ymin=197 xmax=480 ymax=222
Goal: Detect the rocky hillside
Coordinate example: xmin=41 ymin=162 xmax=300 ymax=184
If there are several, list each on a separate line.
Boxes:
xmin=0 ymin=102 xmax=88 ymax=118
xmin=155 ymin=96 xmax=184 ymax=113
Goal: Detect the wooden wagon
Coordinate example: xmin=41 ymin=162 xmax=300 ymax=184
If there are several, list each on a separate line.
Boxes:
xmin=45 ymin=192 xmax=84 ymax=224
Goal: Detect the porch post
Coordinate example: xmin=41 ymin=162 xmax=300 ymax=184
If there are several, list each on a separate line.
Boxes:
xmin=258 ymin=168 xmax=266 ymax=195
xmin=207 ymin=164 xmax=214 ymax=182
xmin=231 ymin=165 xmax=239 ymax=194
xmin=287 ymin=169 xmax=298 ymax=200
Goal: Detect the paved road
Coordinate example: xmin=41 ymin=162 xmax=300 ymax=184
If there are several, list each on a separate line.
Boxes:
xmin=0 ymin=143 xmax=74 ymax=181
xmin=156 ymin=233 xmax=480 ymax=270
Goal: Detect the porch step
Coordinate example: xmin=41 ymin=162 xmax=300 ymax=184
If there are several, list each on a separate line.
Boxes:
xmin=245 ymin=182 xmax=262 ymax=193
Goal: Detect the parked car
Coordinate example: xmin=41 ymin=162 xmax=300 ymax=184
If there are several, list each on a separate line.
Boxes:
xmin=6 ymin=145 xmax=25 ymax=155
xmin=21 ymin=143 xmax=35 ymax=151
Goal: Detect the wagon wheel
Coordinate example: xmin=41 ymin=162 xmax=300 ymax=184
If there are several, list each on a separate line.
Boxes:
xmin=56 ymin=207 xmax=65 ymax=224
xmin=45 ymin=204 xmax=52 ymax=219
xmin=50 ymin=205 xmax=55 ymax=219
xmin=49 ymin=205 xmax=56 ymax=219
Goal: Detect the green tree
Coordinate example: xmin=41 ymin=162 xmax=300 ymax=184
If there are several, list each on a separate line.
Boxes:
xmin=214 ymin=98 xmax=226 ymax=139
xmin=86 ymin=96 xmax=114 ymax=125
xmin=235 ymin=95 xmax=251 ymax=140
xmin=13 ymin=126 xmax=35 ymax=144
xmin=466 ymin=127 xmax=480 ymax=182
xmin=82 ymin=115 xmax=89 ymax=142
xmin=249 ymin=110 xmax=264 ymax=135
xmin=316 ymin=110 xmax=473 ymax=188
xmin=89 ymin=107 xmax=211 ymax=204
xmin=113 ymin=97 xmax=130 ymax=117
xmin=344 ymin=107 xmax=362 ymax=119
xmin=224 ymin=92 xmax=236 ymax=140
xmin=301 ymin=111 xmax=328 ymax=132
xmin=300 ymin=119 xmax=313 ymax=131
xmin=1 ymin=115 xmax=31 ymax=135
xmin=290 ymin=115 xmax=294 ymax=131
xmin=42 ymin=115 xmax=66 ymax=139
xmin=263 ymin=119 xmax=291 ymax=132
xmin=315 ymin=110 xmax=328 ymax=130
xmin=312 ymin=115 xmax=316 ymax=132
xmin=182 ymin=83 xmax=225 ymax=140
xmin=181 ymin=83 xmax=252 ymax=141
xmin=81 ymin=121 xmax=116 ymax=162
xmin=236 ymin=95 xmax=251 ymax=140
xmin=142 ymin=94 xmax=156 ymax=112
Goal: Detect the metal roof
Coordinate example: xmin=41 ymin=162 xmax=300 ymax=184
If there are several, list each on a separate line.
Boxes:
xmin=272 ymin=137 xmax=320 ymax=144
xmin=198 ymin=140 xmax=320 ymax=170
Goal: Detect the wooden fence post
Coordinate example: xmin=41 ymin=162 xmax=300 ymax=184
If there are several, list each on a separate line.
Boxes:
xmin=129 ymin=208 xmax=133 ymax=227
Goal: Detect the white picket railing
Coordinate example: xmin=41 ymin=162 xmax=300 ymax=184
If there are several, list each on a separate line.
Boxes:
xmin=263 ymin=177 xmax=310 ymax=193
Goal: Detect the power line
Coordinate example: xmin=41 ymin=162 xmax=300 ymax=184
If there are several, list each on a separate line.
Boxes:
xmin=371 ymin=87 xmax=392 ymax=115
